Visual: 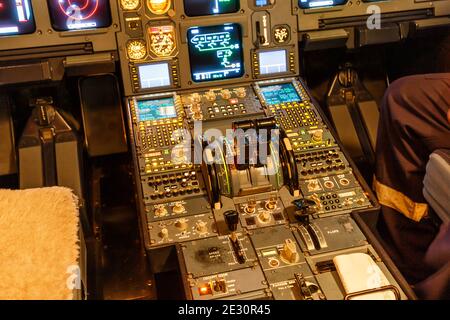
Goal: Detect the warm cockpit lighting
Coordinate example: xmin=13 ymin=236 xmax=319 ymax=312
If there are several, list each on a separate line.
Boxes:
xmin=121 ymin=0 xmax=141 ymax=10
xmin=147 ymin=0 xmax=171 ymax=15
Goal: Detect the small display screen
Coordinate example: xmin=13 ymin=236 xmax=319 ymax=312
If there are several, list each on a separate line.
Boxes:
xmin=260 ymin=83 xmax=301 ymax=105
xmin=187 ymin=24 xmax=244 ymax=83
xmin=184 ymin=0 xmax=239 ymax=17
xmin=136 ymin=97 xmax=177 ymax=122
xmin=0 ymin=0 xmax=35 ymax=36
xmin=46 ymin=0 xmax=112 ymax=31
xmin=138 ymin=63 xmax=171 ymax=89
xmin=259 ymin=50 xmax=287 ymax=75
xmin=255 ymin=0 xmax=274 ymax=7
xmin=298 ymin=0 xmax=347 ymax=9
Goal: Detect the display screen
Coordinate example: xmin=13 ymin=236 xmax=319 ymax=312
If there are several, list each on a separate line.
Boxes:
xmin=184 ymin=0 xmax=239 ymax=17
xmin=136 ymin=97 xmax=177 ymax=122
xmin=138 ymin=63 xmax=172 ymax=89
xmin=255 ymin=0 xmax=274 ymax=7
xmin=260 ymin=83 xmax=301 ymax=105
xmin=187 ymin=24 xmax=244 ymax=83
xmin=0 ymin=0 xmax=35 ymax=36
xmin=259 ymin=50 xmax=287 ymax=75
xmin=46 ymin=0 xmax=112 ymax=31
xmin=298 ymin=0 xmax=347 ymax=9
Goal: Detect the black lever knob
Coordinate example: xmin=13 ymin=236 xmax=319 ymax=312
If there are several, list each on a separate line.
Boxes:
xmin=224 ymin=210 xmax=239 ymax=232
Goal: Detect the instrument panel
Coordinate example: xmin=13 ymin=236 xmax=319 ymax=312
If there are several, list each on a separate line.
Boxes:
xmin=1 ymin=0 xmax=441 ymax=301
xmin=117 ymin=0 xmax=299 ymax=95
xmin=0 ymin=0 xmax=120 ymax=55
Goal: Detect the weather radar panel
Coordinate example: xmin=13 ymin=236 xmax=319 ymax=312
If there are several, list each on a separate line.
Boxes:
xmin=46 ymin=0 xmax=112 ymax=31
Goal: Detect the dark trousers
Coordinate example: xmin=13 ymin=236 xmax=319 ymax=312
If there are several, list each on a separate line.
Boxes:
xmin=375 ymin=73 xmax=450 ymax=284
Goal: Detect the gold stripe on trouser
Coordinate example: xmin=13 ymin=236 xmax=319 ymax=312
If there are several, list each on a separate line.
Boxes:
xmin=373 ymin=177 xmax=428 ymax=222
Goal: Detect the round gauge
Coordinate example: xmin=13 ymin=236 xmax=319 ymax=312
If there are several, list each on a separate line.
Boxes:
xmin=146 ymin=0 xmax=171 ymax=15
xmin=121 ymin=0 xmax=140 ymax=10
xmin=126 ymin=40 xmax=147 ymax=60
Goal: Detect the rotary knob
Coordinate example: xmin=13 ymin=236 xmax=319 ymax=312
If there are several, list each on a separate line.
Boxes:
xmin=265 ymin=199 xmax=277 ymax=211
xmin=312 ymin=130 xmax=323 ymax=142
xmin=159 ymin=227 xmax=169 ymax=239
xmin=175 ymin=219 xmax=188 ymax=232
xmin=205 ymin=90 xmax=217 ymax=102
xmin=172 ymin=203 xmax=185 ymax=214
xmin=235 ymin=87 xmax=247 ymax=98
xmin=195 ymin=221 xmax=208 ymax=234
xmin=190 ymin=93 xmax=202 ymax=103
xmin=258 ymin=211 xmax=271 ymax=224
xmin=154 ymin=206 xmax=168 ymax=217
xmin=220 ymin=89 xmax=232 ymax=100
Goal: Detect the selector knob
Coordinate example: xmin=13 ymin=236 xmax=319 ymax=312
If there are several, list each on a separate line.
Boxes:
xmin=175 ymin=219 xmax=188 ymax=232
xmin=235 ymin=87 xmax=247 ymax=98
xmin=258 ymin=211 xmax=271 ymax=224
xmin=220 ymin=89 xmax=232 ymax=100
xmin=312 ymin=130 xmax=323 ymax=142
xmin=281 ymin=239 xmax=298 ymax=264
xmin=172 ymin=203 xmax=185 ymax=214
xmin=159 ymin=227 xmax=169 ymax=239
xmin=196 ymin=221 xmax=208 ymax=234
xmin=154 ymin=206 xmax=168 ymax=217
xmin=190 ymin=93 xmax=202 ymax=103
xmin=265 ymin=198 xmax=277 ymax=211
xmin=224 ymin=210 xmax=239 ymax=232
xmin=205 ymin=90 xmax=217 ymax=102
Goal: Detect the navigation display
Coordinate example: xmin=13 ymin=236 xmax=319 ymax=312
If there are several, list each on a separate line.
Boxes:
xmin=187 ymin=24 xmax=244 ymax=83
xmin=259 ymin=49 xmax=288 ymax=75
xmin=298 ymin=0 xmax=347 ymax=9
xmin=260 ymin=83 xmax=301 ymax=105
xmin=0 ymin=0 xmax=35 ymax=36
xmin=138 ymin=63 xmax=171 ymax=89
xmin=46 ymin=0 xmax=112 ymax=31
xmin=136 ymin=97 xmax=177 ymax=122
xmin=184 ymin=0 xmax=239 ymax=17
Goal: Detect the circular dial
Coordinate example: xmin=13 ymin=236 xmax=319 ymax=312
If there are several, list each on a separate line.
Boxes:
xmin=146 ymin=0 xmax=171 ymax=15
xmin=57 ymin=0 xmax=100 ymax=21
xmin=149 ymin=30 xmax=175 ymax=57
xmin=126 ymin=40 xmax=147 ymax=60
xmin=120 ymin=0 xmax=140 ymax=10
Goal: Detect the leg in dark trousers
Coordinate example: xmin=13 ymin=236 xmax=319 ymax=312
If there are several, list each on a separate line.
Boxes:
xmin=374 ymin=73 xmax=450 ymax=284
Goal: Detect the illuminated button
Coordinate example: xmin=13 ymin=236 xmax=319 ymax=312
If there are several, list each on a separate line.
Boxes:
xmin=220 ymin=89 xmax=232 ymax=100
xmin=198 ymin=284 xmax=212 ymax=296
xmin=235 ymin=87 xmax=247 ymax=98
xmin=190 ymin=93 xmax=202 ymax=103
xmin=205 ymin=90 xmax=217 ymax=101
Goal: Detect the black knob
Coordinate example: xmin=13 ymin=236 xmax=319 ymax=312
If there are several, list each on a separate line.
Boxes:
xmin=224 ymin=210 xmax=239 ymax=232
